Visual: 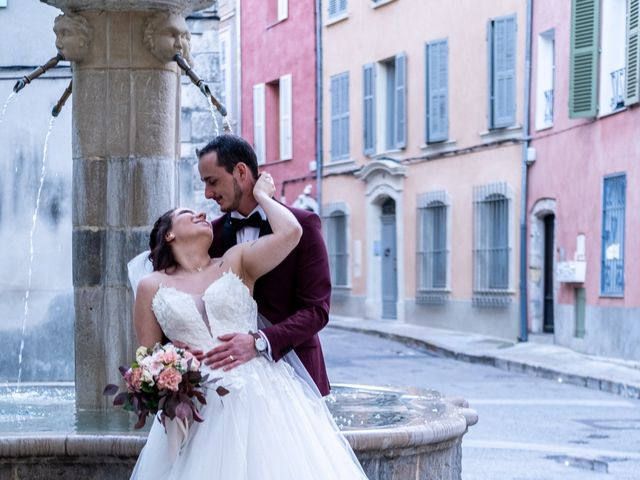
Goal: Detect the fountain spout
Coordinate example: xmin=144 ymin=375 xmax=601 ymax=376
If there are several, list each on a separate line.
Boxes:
xmin=52 ymin=80 xmax=73 ymax=117
xmin=173 ymin=52 xmax=229 ymax=124
xmin=13 ymin=53 xmax=65 ymax=93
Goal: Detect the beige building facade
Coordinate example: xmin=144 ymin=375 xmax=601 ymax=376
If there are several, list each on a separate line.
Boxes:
xmin=322 ymin=0 xmax=527 ymax=339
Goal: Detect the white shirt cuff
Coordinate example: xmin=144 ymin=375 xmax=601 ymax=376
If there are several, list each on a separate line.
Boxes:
xmin=258 ymin=330 xmax=274 ymax=361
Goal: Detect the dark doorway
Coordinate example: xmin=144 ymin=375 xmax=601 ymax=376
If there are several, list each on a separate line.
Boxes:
xmin=543 ymin=215 xmax=555 ymax=333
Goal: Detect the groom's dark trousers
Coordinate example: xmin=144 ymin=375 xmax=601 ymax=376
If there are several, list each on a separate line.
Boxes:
xmin=209 ymin=206 xmax=331 ymax=396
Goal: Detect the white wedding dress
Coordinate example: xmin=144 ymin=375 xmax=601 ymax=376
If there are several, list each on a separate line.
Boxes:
xmin=130 ymin=271 xmax=368 ymax=479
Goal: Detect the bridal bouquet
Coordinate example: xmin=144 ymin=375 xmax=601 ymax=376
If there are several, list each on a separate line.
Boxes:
xmin=103 ymin=342 xmax=228 ymax=429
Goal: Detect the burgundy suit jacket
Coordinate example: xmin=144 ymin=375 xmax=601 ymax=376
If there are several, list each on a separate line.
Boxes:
xmin=209 ymin=206 xmax=331 ymax=396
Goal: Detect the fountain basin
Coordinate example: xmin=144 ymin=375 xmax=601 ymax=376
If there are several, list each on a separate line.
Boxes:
xmin=0 ymin=384 xmax=477 ymax=479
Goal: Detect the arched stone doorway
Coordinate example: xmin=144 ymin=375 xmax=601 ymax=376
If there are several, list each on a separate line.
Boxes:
xmin=529 ymin=198 xmax=557 ymax=335
xmin=356 ymin=159 xmax=406 ymax=321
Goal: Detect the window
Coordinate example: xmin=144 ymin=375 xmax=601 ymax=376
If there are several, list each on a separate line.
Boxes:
xmin=417 ymin=192 xmax=450 ymax=304
xmin=535 ymin=30 xmax=555 ymax=129
xmin=0 ymin=0 xmax=6 ymax=7
xmin=325 ymin=208 xmax=349 ymax=287
xmin=599 ymin=0 xmax=627 ymax=114
xmin=253 ymin=74 xmax=292 ymax=164
xmin=330 ymin=72 xmax=350 ymax=161
xmin=363 ymin=53 xmax=406 ymax=155
xmin=473 ymin=183 xmax=513 ymax=307
xmin=425 ymin=39 xmax=449 ymax=143
xmin=488 ymin=15 xmax=517 ymax=129
xmin=601 ymin=174 xmax=626 ymax=296
xmin=328 ymin=0 xmax=347 ymax=18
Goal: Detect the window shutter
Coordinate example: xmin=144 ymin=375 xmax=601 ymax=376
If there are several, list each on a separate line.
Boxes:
xmin=279 ymin=74 xmax=293 ymax=160
xmin=363 ymin=64 xmax=376 ymax=155
xmin=426 ymin=40 xmax=449 ymax=143
xmin=253 ymin=83 xmax=266 ymax=165
xmin=328 ymin=0 xmax=337 ymax=17
xmin=395 ymin=52 xmax=407 ymax=149
xmin=570 ymin=0 xmax=600 ymax=118
xmin=340 ymin=74 xmax=350 ymax=158
xmin=277 ymin=0 xmax=288 ymax=21
xmin=491 ymin=17 xmax=517 ymax=128
xmin=330 ymin=75 xmax=340 ymax=160
xmin=626 ymin=0 xmax=640 ymax=105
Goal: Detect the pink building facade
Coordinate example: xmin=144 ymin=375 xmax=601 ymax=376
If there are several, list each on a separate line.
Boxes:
xmin=528 ymin=0 xmax=640 ymax=360
xmin=240 ymin=0 xmax=318 ymax=205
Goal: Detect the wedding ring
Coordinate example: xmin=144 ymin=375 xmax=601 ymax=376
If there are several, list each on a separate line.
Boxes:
xmin=229 ymin=355 xmax=235 ymax=362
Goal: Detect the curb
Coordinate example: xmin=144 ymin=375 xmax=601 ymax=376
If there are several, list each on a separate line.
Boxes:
xmin=328 ymin=324 xmax=640 ymax=399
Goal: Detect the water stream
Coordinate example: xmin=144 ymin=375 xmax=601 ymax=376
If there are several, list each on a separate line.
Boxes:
xmin=0 ymin=92 xmax=17 ymax=125
xmin=15 ymin=116 xmax=57 ymax=393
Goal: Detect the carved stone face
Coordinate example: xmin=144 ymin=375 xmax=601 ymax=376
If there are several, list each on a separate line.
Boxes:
xmin=144 ymin=13 xmax=192 ymax=64
xmin=53 ymin=14 xmax=91 ymax=62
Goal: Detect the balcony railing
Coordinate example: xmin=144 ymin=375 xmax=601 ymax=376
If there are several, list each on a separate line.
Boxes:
xmin=610 ymin=68 xmax=625 ymax=110
xmin=543 ymin=89 xmax=554 ymax=124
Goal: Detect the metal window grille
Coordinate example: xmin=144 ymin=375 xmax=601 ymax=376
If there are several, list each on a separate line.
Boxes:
xmin=326 ymin=211 xmax=348 ymax=287
xmin=601 ymin=174 xmax=626 ymax=296
xmin=610 ymin=68 xmax=625 ymax=109
xmin=473 ymin=183 xmax=512 ymax=306
xmin=544 ymin=89 xmax=554 ymax=124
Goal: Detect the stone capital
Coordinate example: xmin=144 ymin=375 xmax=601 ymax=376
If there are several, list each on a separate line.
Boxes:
xmin=41 ymin=0 xmax=214 ymax=14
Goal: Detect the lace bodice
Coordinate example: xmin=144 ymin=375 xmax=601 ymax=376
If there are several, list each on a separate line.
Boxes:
xmin=151 ymin=271 xmax=258 ymax=351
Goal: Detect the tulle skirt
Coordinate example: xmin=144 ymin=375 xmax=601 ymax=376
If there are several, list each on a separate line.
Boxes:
xmin=130 ymin=356 xmax=368 ymax=479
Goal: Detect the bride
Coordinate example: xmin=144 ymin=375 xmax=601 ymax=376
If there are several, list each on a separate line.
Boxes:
xmin=130 ymin=172 xmax=367 ymax=479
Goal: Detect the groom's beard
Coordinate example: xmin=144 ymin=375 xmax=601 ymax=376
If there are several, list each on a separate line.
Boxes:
xmin=220 ymin=178 xmax=243 ymax=213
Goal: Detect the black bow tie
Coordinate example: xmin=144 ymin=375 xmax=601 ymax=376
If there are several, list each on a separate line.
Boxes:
xmin=229 ymin=212 xmax=264 ymax=232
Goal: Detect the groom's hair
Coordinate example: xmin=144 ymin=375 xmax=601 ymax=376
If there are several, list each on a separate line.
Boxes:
xmin=148 ymin=209 xmax=178 ymax=272
xmin=197 ymin=134 xmax=259 ymax=180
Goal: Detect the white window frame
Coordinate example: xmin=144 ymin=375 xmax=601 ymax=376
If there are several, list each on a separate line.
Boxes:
xmin=279 ymin=74 xmax=293 ymax=160
xmin=277 ymin=0 xmax=288 ymax=21
xmin=599 ymin=0 xmax=627 ymax=116
xmin=253 ymin=83 xmax=266 ymax=165
xmin=535 ymin=30 xmax=555 ymax=130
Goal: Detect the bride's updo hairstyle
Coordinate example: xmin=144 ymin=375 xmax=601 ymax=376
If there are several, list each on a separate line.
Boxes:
xmin=148 ymin=209 xmax=178 ymax=272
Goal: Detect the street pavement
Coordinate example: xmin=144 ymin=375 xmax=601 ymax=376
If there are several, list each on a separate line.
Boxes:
xmin=321 ymin=327 xmax=640 ymax=480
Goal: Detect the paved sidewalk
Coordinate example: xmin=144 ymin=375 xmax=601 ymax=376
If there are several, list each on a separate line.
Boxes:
xmin=329 ymin=315 xmax=640 ymax=399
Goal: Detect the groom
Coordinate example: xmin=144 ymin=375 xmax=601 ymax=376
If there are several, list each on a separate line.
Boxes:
xmin=196 ymin=134 xmax=331 ymax=396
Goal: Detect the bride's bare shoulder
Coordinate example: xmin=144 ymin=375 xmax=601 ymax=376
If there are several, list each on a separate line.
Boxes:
xmin=136 ymin=271 xmax=165 ymax=296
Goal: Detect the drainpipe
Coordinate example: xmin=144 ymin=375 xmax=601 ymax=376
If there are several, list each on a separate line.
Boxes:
xmin=519 ymin=0 xmax=533 ymax=342
xmin=315 ymin=0 xmax=323 ymax=217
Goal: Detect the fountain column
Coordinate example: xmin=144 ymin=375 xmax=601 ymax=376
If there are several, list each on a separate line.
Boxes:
xmin=42 ymin=0 xmax=213 ymax=409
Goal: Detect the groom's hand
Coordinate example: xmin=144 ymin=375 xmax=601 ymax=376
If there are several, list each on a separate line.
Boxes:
xmin=204 ymin=333 xmax=257 ymax=371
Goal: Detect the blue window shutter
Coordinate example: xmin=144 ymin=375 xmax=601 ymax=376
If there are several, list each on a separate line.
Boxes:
xmin=363 ymin=63 xmax=376 ymax=155
xmin=341 ymin=74 xmax=350 ymax=158
xmin=395 ymin=52 xmax=407 ymax=149
xmin=491 ymin=16 xmax=517 ymax=128
xmin=626 ymin=0 xmax=640 ymax=105
xmin=426 ymin=40 xmax=449 ymax=143
xmin=570 ymin=0 xmax=599 ymax=117
xmin=330 ymin=75 xmax=340 ymax=160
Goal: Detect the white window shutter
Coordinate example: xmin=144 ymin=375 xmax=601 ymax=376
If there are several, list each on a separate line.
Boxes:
xmin=253 ymin=83 xmax=266 ymax=165
xmin=279 ymin=74 xmax=293 ymax=160
xmin=277 ymin=0 xmax=288 ymax=21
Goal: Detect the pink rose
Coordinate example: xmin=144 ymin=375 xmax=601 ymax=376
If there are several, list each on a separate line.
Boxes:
xmin=183 ymin=351 xmax=201 ymax=371
xmin=157 ymin=367 xmax=182 ymax=391
xmin=126 ymin=367 xmax=143 ymax=392
xmin=160 ymin=350 xmax=179 ymax=365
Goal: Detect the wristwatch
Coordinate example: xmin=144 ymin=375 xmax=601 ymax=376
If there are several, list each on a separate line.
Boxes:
xmin=250 ymin=331 xmax=268 ymax=355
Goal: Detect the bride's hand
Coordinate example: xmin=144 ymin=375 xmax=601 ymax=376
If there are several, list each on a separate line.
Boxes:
xmin=253 ymin=172 xmax=275 ymax=202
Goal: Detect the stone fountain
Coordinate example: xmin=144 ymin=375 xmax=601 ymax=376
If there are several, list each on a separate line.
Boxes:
xmin=0 ymin=1 xmax=477 ymax=478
